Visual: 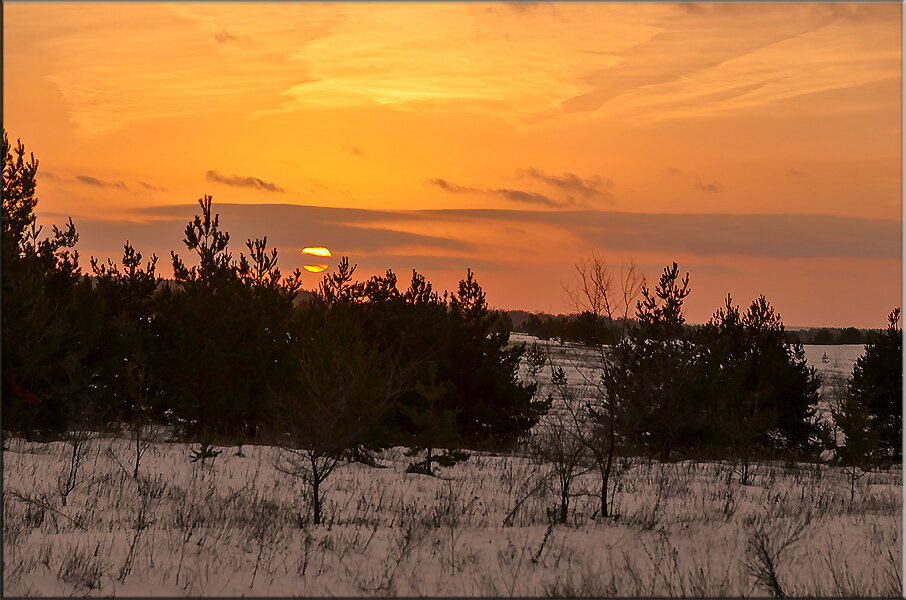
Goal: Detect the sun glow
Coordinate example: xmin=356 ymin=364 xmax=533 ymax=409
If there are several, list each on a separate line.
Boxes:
xmin=301 ymin=247 xmax=331 ymax=273
xmin=301 ymin=247 xmax=332 ymax=258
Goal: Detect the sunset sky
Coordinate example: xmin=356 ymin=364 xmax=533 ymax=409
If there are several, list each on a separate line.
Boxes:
xmin=4 ymin=2 xmax=902 ymax=328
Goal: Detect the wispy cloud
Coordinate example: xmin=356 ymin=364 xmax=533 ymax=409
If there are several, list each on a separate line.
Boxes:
xmin=205 ymin=170 xmax=285 ymax=193
xmin=341 ymin=144 xmax=365 ymax=158
xmin=75 ymin=175 xmax=128 ymax=189
xmin=139 ymin=181 xmax=168 ymax=192
xmin=429 ymin=178 xmax=478 ymax=194
xmin=492 ymin=188 xmax=568 ymax=208
xmin=429 ymin=177 xmax=583 ymax=208
xmin=694 ymin=180 xmax=723 ymax=193
xmin=518 ymin=167 xmax=614 ymax=202
xmin=38 ymin=171 xmax=168 ymax=193
xmin=214 ymin=30 xmax=238 ymax=43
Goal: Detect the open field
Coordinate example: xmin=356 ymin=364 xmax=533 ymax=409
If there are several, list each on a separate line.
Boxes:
xmin=3 ymin=342 xmax=901 ymax=597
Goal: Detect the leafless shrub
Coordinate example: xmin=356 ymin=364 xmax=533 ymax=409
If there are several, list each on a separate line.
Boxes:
xmin=559 ymin=255 xmax=645 ymax=521
xmin=543 ymin=567 xmax=618 ymax=598
xmin=375 ymin=512 xmax=429 ymax=595
xmin=56 ymin=429 xmax=94 ymax=506
xmin=6 ymin=489 xmax=86 ymax=531
xmin=117 ymin=476 xmax=161 ymax=583
xmin=501 ymin=451 xmax=550 ymax=527
xmin=57 ymin=544 xmax=105 ymax=591
xmin=745 ymin=509 xmax=813 ymax=597
xmin=531 ymin=401 xmax=592 ymax=525
xmin=3 ymin=496 xmax=27 ymax=550
xmin=272 ymin=323 xmax=414 ymax=526
xmin=626 ymin=469 xmax=669 ymax=531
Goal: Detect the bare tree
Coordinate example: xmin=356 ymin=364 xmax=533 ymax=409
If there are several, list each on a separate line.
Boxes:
xmin=271 ymin=304 xmax=413 ymax=525
xmin=532 ymin=368 xmax=591 ymax=525
xmin=556 ymin=253 xmax=645 ymax=519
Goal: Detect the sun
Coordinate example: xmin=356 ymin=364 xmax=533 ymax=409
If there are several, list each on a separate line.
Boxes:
xmin=301 ymin=246 xmax=331 ymax=273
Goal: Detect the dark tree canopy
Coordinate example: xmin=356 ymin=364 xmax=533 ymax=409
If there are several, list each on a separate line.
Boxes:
xmin=697 ymin=295 xmax=821 ymax=461
xmin=849 ymin=308 xmax=902 ymax=460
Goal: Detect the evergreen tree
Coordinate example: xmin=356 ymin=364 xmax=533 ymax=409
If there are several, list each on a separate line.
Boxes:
xmin=273 ymin=280 xmax=412 ymax=523
xmin=2 ymin=129 xmax=94 ymax=437
xmin=697 ymin=295 xmax=822 ymax=474
xmin=849 ymin=308 xmax=902 ymax=460
xmin=445 ymin=269 xmax=547 ymax=449
xmin=617 ymin=263 xmax=701 ymax=460
xmin=154 ymin=196 xmax=298 ymax=438
xmin=827 ymin=388 xmax=882 ymax=503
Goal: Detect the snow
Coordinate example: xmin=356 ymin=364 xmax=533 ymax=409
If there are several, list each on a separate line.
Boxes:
xmin=3 ymin=340 xmax=900 ymax=597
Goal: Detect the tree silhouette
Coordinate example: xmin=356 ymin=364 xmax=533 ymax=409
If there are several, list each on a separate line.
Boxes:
xmin=618 ymin=262 xmax=700 ymax=460
xmin=849 ymin=308 xmax=902 ymax=461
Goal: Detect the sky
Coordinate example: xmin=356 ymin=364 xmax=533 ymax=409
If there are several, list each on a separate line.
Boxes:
xmin=3 ymin=2 xmax=902 ymax=328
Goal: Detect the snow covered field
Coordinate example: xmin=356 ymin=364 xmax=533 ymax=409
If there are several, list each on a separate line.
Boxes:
xmin=3 ymin=341 xmax=901 ymax=597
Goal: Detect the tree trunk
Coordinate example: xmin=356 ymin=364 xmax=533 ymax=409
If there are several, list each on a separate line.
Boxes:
xmin=559 ymin=490 xmax=568 ymax=524
xmin=599 ymin=475 xmax=608 ymax=519
xmin=312 ymin=477 xmax=322 ymax=525
xmin=850 ymin=467 xmax=856 ymax=504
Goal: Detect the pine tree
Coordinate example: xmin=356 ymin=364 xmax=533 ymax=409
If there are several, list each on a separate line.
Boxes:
xmin=155 ymin=196 xmax=298 ymax=438
xmin=445 ymin=269 xmax=547 ymax=449
xmin=849 ymin=308 xmax=902 ymax=460
xmin=2 ymin=129 xmax=93 ymax=438
xmin=697 ymin=294 xmax=821 ymax=475
xmin=828 ymin=388 xmax=882 ymax=503
xmin=618 ymin=262 xmax=700 ymax=460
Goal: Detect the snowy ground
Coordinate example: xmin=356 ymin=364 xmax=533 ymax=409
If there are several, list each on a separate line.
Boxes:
xmin=4 ymin=340 xmax=900 ymax=597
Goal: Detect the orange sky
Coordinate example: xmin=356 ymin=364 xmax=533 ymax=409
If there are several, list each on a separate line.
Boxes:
xmin=3 ymin=2 xmax=902 ymax=327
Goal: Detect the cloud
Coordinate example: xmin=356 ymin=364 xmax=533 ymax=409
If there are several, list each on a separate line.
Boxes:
xmin=429 ymin=177 xmax=583 ymax=208
xmin=666 ymin=169 xmax=723 ymax=193
xmin=38 ymin=172 xmax=166 ymax=193
xmin=75 ymin=175 xmax=128 ymax=190
xmin=214 ymin=30 xmax=238 ymax=43
xmin=205 ymin=170 xmax=285 ymax=193
xmin=416 ymin=208 xmax=899 ymax=260
xmin=693 ymin=180 xmax=723 ymax=193
xmin=139 ymin=181 xmax=168 ymax=192
xmin=491 ymin=188 xmax=567 ymax=208
xmin=88 ymin=203 xmax=471 ymax=265
xmin=341 ymin=144 xmax=365 ymax=157
xmin=518 ymin=167 xmax=614 ymax=202
xmin=429 ymin=178 xmax=480 ymax=194
xmin=124 ymin=203 xmax=900 ymax=262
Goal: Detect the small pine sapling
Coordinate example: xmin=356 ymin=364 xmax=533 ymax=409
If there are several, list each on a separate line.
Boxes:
xmin=189 ymin=430 xmax=222 ymax=465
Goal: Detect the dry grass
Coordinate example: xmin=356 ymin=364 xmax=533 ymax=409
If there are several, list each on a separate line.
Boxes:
xmin=2 ymin=434 xmax=901 ymax=597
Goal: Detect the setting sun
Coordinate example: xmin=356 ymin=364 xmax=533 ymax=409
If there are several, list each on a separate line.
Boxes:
xmin=301 ymin=246 xmax=331 ymax=272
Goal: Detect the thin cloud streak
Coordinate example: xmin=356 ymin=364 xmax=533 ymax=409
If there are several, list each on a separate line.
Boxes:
xmin=694 ymin=180 xmax=723 ymax=193
xmin=205 ymin=170 xmax=285 ymax=193
xmin=75 ymin=175 xmax=128 ymax=190
xmin=341 ymin=144 xmax=365 ymax=158
xmin=429 ymin=178 xmax=584 ymax=209
xmin=518 ymin=167 xmax=614 ymax=202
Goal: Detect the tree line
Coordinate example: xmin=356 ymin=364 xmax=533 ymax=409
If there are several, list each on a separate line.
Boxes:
xmin=3 ymin=130 xmax=900 ymax=522
xmin=1 ymin=131 xmax=548 ymax=474
xmin=535 ymin=256 xmax=901 ymax=520
xmin=513 ymin=306 xmax=880 ymax=346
